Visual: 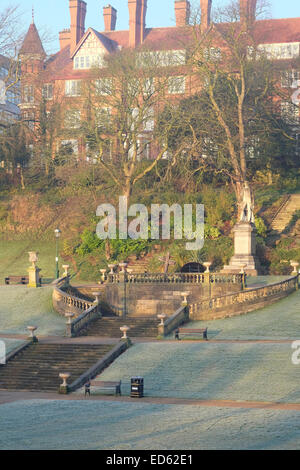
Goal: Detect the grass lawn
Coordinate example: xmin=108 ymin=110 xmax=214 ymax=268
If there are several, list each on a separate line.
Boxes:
xmin=77 ymin=341 xmax=300 ymax=403
xmin=183 ymin=288 xmax=300 ymax=340
xmin=0 ymin=286 xmax=66 ymax=336
xmin=0 ymin=239 xmax=57 ymax=281
xmin=0 ymin=399 xmax=299 ymax=450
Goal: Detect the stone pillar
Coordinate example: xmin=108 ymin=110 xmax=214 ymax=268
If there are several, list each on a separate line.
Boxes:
xmin=221 ymin=222 xmax=260 ymax=276
xmin=27 ymin=251 xmax=41 ymax=288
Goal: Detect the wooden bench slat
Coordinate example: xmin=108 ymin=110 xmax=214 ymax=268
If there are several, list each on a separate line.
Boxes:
xmin=176 ymin=327 xmax=208 ymax=340
xmin=87 ymin=380 xmax=121 ymax=395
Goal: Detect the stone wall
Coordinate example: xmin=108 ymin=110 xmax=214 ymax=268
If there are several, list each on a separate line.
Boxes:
xmin=189 ymin=276 xmax=298 ymax=321
xmin=103 ymin=281 xmax=243 ymax=317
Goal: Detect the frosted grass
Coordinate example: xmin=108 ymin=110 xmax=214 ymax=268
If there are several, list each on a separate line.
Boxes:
xmin=0 ymin=338 xmax=25 ymax=356
xmin=0 ymin=286 xmax=65 ymax=336
xmin=80 ymin=342 xmax=300 ymax=403
xmin=184 ymin=289 xmax=300 ymax=340
xmin=1 ymin=399 xmax=300 ymax=449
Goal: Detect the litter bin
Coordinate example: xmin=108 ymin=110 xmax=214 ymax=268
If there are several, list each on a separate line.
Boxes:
xmin=131 ymin=376 xmax=144 ymax=398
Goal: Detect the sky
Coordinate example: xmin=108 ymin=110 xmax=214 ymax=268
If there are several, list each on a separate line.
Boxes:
xmin=3 ymin=0 xmax=300 ymax=53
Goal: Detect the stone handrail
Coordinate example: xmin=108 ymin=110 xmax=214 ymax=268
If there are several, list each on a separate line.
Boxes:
xmin=104 ymin=272 xmax=245 ymax=285
xmin=189 ymin=275 xmax=298 ymax=320
xmin=66 ymin=303 xmax=101 ymax=337
xmin=68 ymin=341 xmax=128 ymax=393
xmin=270 ymin=194 xmax=291 ymax=225
xmin=52 ymin=277 xmax=94 ymax=317
xmin=158 ymin=305 xmax=189 ymax=337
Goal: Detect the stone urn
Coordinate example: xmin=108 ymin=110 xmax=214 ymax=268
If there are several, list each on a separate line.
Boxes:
xmin=290 ymin=260 xmax=299 ymax=274
xmin=180 ymin=292 xmax=190 ymax=305
xmin=157 ymin=314 xmax=167 ymax=326
xmin=27 ymin=326 xmax=38 ymax=342
xmin=120 ymin=325 xmax=130 ymax=339
xmin=62 ymin=265 xmax=70 ymax=277
xmin=59 ymin=372 xmax=71 ymax=388
xmin=203 ymin=262 xmax=212 ymax=273
xmin=108 ymin=264 xmax=117 ymax=274
xmin=28 ymin=251 xmax=38 ymax=267
xmin=119 ymin=263 xmax=128 ymax=273
xmin=65 ymin=313 xmax=74 ymax=324
xmin=100 ymin=269 xmax=107 ymax=282
xmin=92 ymin=292 xmax=101 ymax=305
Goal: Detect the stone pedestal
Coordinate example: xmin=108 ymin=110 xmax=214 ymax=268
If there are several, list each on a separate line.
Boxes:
xmin=27 ymin=265 xmax=41 ymax=288
xmin=221 ymin=222 xmax=260 ymax=276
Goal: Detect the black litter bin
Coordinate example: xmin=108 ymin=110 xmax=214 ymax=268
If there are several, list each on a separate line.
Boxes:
xmin=131 ymin=376 xmax=144 ymax=398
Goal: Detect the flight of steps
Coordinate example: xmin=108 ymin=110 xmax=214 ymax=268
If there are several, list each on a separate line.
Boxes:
xmin=126 ymin=254 xmax=153 ymax=274
xmin=271 ymin=194 xmax=300 ymax=232
xmin=126 ymin=245 xmax=164 ymax=274
xmin=80 ymin=316 xmax=159 ymax=338
xmin=0 ymin=343 xmax=113 ymax=393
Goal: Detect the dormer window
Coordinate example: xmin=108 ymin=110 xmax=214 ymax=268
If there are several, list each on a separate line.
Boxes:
xmin=74 ymin=54 xmax=105 ymax=70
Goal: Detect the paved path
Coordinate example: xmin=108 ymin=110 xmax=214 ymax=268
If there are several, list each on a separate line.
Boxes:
xmin=0 ymin=333 xmax=294 ymax=344
xmin=1 ymin=390 xmax=300 ymax=411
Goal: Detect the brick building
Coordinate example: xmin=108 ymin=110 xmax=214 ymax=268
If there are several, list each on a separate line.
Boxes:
xmin=0 ymin=54 xmax=20 ymax=131
xmin=19 ymin=0 xmax=300 ymax=159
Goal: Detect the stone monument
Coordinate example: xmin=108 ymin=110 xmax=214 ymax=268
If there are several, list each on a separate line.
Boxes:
xmin=222 ymin=183 xmax=260 ymax=276
xmin=27 ymin=251 xmax=41 ymax=288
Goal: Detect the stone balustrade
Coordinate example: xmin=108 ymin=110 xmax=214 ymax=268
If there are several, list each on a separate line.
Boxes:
xmin=189 ymin=275 xmax=298 ymax=321
xmin=102 ymin=271 xmax=245 ymax=286
xmin=158 ymin=305 xmax=189 ymax=337
xmin=66 ymin=303 xmax=101 ymax=337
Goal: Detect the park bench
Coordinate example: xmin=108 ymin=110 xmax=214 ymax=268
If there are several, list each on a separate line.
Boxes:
xmin=175 ymin=328 xmax=208 ymax=340
xmin=89 ymin=380 xmax=122 ymax=396
xmin=5 ymin=276 xmax=29 ymax=285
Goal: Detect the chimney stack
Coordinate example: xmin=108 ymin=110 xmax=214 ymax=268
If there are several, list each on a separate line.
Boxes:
xmin=128 ymin=0 xmax=147 ymax=48
xmin=240 ymin=0 xmax=257 ymax=25
xmin=200 ymin=0 xmax=212 ymax=32
xmin=69 ymin=0 xmax=87 ymax=54
xmin=103 ymin=4 xmax=117 ymax=31
xmin=175 ymin=1 xmax=190 ymax=27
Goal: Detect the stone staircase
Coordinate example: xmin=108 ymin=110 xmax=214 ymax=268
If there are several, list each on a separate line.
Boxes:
xmin=0 ymin=343 xmax=113 ymax=393
xmin=80 ymin=316 xmax=159 ymax=338
xmin=271 ymin=194 xmax=300 ymax=232
xmin=126 ymin=245 xmax=164 ymax=274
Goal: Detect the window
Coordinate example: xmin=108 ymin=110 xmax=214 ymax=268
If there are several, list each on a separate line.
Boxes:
xmin=143 ymin=107 xmax=155 ymax=132
xmin=60 ymin=139 xmax=79 ymax=154
xmin=258 ymin=42 xmax=300 ymax=60
xmin=23 ymin=85 xmax=34 ymax=103
xmin=168 ymin=76 xmax=185 ymax=94
xmin=74 ymin=54 xmax=105 ymax=70
xmin=65 ymin=80 xmax=81 ymax=97
xmin=204 ymin=47 xmax=222 ymax=61
xmin=95 ymin=107 xmax=111 ymax=128
xmin=64 ymin=110 xmax=81 ymax=128
xmin=143 ymin=78 xmax=155 ymax=96
xmin=137 ymin=50 xmax=186 ymax=68
xmin=95 ymin=78 xmax=112 ymax=96
xmin=281 ymin=70 xmax=300 ymax=88
xmin=281 ymin=101 xmax=299 ymax=125
xmin=42 ymin=83 xmax=53 ymax=100
xmin=23 ymin=111 xmax=35 ymax=130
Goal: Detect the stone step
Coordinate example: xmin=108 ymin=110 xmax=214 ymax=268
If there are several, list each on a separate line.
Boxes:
xmin=0 ymin=343 xmax=113 ymax=392
xmin=80 ymin=316 xmax=159 ymax=337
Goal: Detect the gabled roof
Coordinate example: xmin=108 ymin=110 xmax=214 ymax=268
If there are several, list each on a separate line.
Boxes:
xmin=40 ymin=16 xmax=300 ymax=82
xmin=70 ymin=28 xmax=117 ymax=58
xmin=20 ymin=22 xmax=46 ymax=57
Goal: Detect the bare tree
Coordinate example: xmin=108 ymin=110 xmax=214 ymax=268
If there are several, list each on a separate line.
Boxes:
xmin=81 ymin=47 xmax=196 ymax=202
xmin=183 ymin=0 xmax=287 ymax=217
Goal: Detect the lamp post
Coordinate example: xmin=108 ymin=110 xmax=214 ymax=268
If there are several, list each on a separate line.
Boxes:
xmin=54 ymin=228 xmax=61 ymax=279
